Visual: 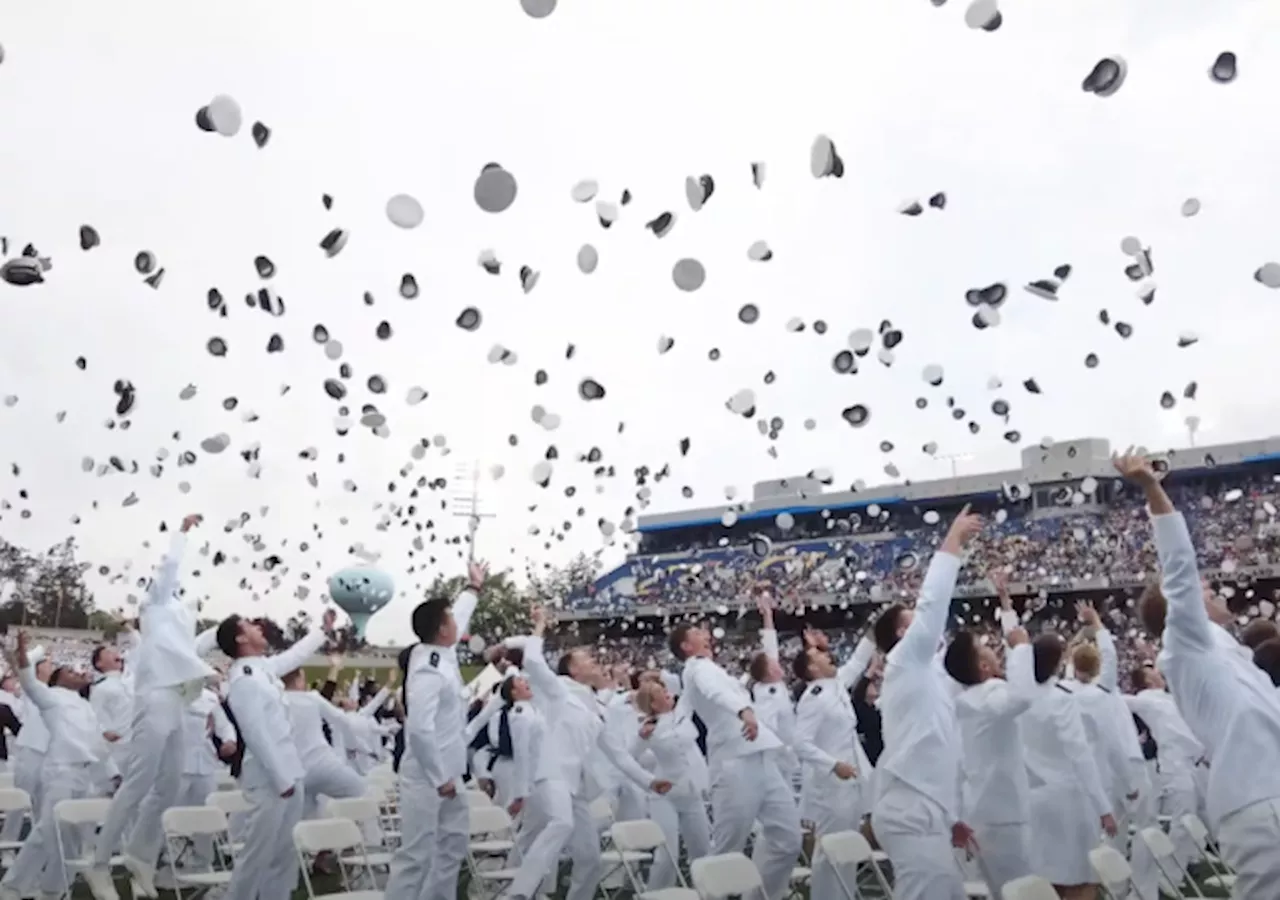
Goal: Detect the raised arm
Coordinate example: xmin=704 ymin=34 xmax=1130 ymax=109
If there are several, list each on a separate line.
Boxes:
xmin=758 ymin=595 xmax=780 ymax=662
xmin=895 ymin=507 xmax=979 ymax=666
xmin=465 ymin=687 xmax=506 ymax=743
xmin=263 ymin=609 xmax=335 ymax=677
xmin=357 ymin=682 xmax=393 ymax=719
xmin=7 ymin=633 xmax=53 ymax=711
xmin=452 ymin=560 xmax=488 ymax=642
xmin=142 ymin=516 xmax=200 ymax=610
xmin=1113 ymin=452 xmax=1213 ymax=653
xmin=836 ymin=635 xmax=876 ymax=691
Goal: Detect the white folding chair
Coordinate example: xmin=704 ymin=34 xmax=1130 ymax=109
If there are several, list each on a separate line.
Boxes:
xmin=1000 ymin=875 xmax=1059 ymax=900
xmin=690 ymin=852 xmax=765 ymax=898
xmin=0 ymin=788 xmax=32 ymax=854
xmin=466 ymin=805 xmax=520 ymax=900
xmin=1138 ymin=826 xmax=1200 ymax=899
xmin=0 ymin=773 xmax=16 ymax=791
xmin=206 ymin=789 xmax=252 ymax=857
xmin=608 ymin=819 xmax=698 ymax=899
xmin=1180 ymin=813 xmax=1236 ymax=892
xmin=160 ymin=806 xmax=234 ymax=898
xmin=325 ymin=796 xmax=393 ymax=868
xmin=817 ymin=829 xmax=894 ymax=899
xmin=1088 ymin=845 xmax=1146 ymax=900
xmin=466 ymin=789 xmax=495 ymax=809
xmin=52 ymin=798 xmax=118 ymax=900
xmin=292 ymin=818 xmax=382 ymax=900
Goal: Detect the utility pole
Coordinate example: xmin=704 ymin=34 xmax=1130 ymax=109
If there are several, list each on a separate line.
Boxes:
xmin=450 ymin=460 xmax=495 ymax=562
xmin=936 ymin=452 xmax=974 ymax=479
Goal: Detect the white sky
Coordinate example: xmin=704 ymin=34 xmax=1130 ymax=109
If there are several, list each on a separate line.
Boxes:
xmin=1 ymin=0 xmax=1278 ymax=643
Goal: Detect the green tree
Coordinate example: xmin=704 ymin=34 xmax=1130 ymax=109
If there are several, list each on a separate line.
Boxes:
xmin=522 ymin=552 xmax=603 ymax=610
xmin=25 ymin=538 xmax=93 ymax=628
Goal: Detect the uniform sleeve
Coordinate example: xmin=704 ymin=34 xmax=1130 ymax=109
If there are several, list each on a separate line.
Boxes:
xmin=210 ymin=699 xmax=237 ymax=743
xmin=836 ymin=636 xmax=876 ymax=691
xmin=357 ymin=686 xmax=391 ymax=719
xmin=465 ymin=689 xmax=505 ymax=743
xmin=141 ymin=533 xmax=188 ymax=610
xmin=17 ymin=666 xmax=55 ymax=711
xmin=1058 ymin=695 xmax=1112 ymax=819
xmin=1097 ymin=629 xmax=1120 ymax=692
xmin=513 ymin=636 xmax=568 ymax=705
xmin=452 ymin=588 xmax=479 ymax=642
xmin=685 ymin=660 xmax=749 ymax=718
xmin=404 ymin=665 xmax=448 ymax=788
xmin=508 ymin=710 xmax=534 ymax=800
xmin=90 ymin=683 xmax=130 ymax=737
xmin=1150 ymin=513 xmax=1213 ymax=654
xmin=893 ymin=552 xmax=963 ymax=667
xmin=974 ymin=644 xmax=1041 ymax=719
xmin=263 ymin=628 xmax=329 ymax=678
xmin=229 ymin=678 xmax=296 ymax=795
xmin=314 ymin=695 xmax=358 ymax=747
xmin=596 ymin=720 xmax=655 ymax=789
xmin=193 ymin=626 xmax=219 ymax=657
xmin=761 ymin=629 xmax=780 ymax=662
xmin=793 ymin=692 xmax=839 ymax=771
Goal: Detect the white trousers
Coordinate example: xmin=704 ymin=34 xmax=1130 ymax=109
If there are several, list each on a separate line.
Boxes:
xmin=872 ymin=777 xmax=966 ymax=900
xmin=2 ymin=761 xmax=95 ymax=896
xmin=95 ymin=687 xmax=185 ymax=868
xmin=302 ymin=756 xmax=367 ymax=819
xmin=505 ymin=778 xmax=602 ymax=900
xmin=1218 ymin=797 xmax=1280 ymax=899
xmin=1157 ymin=766 xmax=1200 ymax=868
xmin=1111 ymin=771 xmax=1159 ymax=900
xmin=0 ymin=747 xmax=43 ymax=845
xmin=646 ymin=786 xmax=711 ymax=890
xmin=808 ymin=776 xmax=867 ymax=900
xmin=383 ymin=775 xmax=469 ymax=900
xmin=709 ymin=753 xmax=803 ymax=900
xmin=226 ymin=780 xmax=304 ymax=900
xmin=971 ymin=822 xmax=1031 ymax=898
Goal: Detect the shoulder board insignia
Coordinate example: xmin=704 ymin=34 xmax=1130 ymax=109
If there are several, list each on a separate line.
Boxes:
xmin=514 ymin=706 xmax=523 ymax=714
xmin=243 ymin=665 xmax=252 ymax=676
xmin=768 ymin=686 xmax=777 ymax=695
xmin=809 ymin=685 xmax=822 ymax=697
xmin=1056 ymin=682 xmax=1071 ymax=693
xmin=1098 ymin=685 xmax=1111 ymax=694
xmin=429 ymin=651 xmax=440 ymax=667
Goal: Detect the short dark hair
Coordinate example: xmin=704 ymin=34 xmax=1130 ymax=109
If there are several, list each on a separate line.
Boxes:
xmin=411 ymin=598 xmax=451 ymax=644
xmin=1254 ymin=638 xmax=1280 ymax=687
xmin=499 ymin=677 xmax=517 ymax=704
xmin=1032 ymin=634 xmax=1065 ymax=684
xmin=1129 ymin=663 xmax=1154 ymax=693
xmin=791 ymin=649 xmax=814 ymax=683
xmin=668 ymin=624 xmax=695 ymax=661
xmin=1242 ymin=619 xmax=1280 ymax=651
xmin=943 ymin=631 xmax=981 ymax=686
xmin=556 ymin=649 xmax=580 ymax=677
xmin=90 ymin=645 xmax=109 ymax=672
xmin=505 ymin=647 xmax=524 ymax=669
xmin=872 ymin=606 xmax=907 ymax=654
xmin=216 ymin=615 xmax=243 ymax=658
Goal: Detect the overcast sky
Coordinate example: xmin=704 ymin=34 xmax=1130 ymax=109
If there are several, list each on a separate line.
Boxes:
xmin=0 ymin=0 xmax=1276 ymax=643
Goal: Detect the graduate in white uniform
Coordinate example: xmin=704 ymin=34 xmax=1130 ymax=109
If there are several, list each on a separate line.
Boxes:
xmin=174 ymin=685 xmax=237 ymax=870
xmin=0 ymin=652 xmax=48 ymax=852
xmin=600 ymin=682 xmax=648 ymax=822
xmin=1020 ymin=633 xmax=1116 ymax=897
xmin=88 ymin=640 xmax=134 ymax=794
xmin=488 ymin=674 xmax=543 ymax=815
xmin=216 ymin=607 xmax=336 ymax=900
xmin=500 ymin=607 xmax=671 ymax=900
xmin=631 ymin=681 xmax=711 ymax=891
xmin=1 ymin=631 xmax=112 ymax=900
xmin=669 ymin=620 xmax=799 ymax=900
xmin=747 ymin=598 xmax=801 ymax=796
xmin=945 ymin=617 xmax=1038 ymax=898
xmin=0 ymin=674 xmax=19 ymax=777
xmin=870 ymin=506 xmax=981 ymax=900
xmin=282 ymin=668 xmax=367 ymax=819
xmin=791 ymin=626 xmax=875 ymax=900
xmin=384 ymin=563 xmax=484 ymax=900
xmin=1116 ymin=450 xmax=1280 ymax=896
xmin=88 ymin=514 xmax=214 ymax=900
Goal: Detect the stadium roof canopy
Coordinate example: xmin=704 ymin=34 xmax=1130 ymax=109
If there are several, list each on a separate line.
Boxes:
xmin=636 ymin=434 xmax=1280 ymax=533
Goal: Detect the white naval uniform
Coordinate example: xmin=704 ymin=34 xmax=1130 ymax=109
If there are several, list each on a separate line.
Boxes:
xmin=486 ymin=700 xmax=543 ymax=811
xmin=286 ymin=690 xmax=367 ymax=819
xmin=793 ymin=636 xmax=876 ymax=900
xmin=2 ymin=665 xmax=112 ymax=897
xmin=384 ymin=587 xmax=478 ymax=900
xmin=680 ymin=652 xmax=800 ymax=900
xmin=501 ymin=634 xmax=657 ymax=900
xmin=89 ymin=669 xmax=134 ymax=793
xmin=1021 ymin=679 xmax=1111 ymax=885
xmin=753 ymin=629 xmax=801 ymax=796
xmin=872 ymin=550 xmax=966 ymax=900
xmin=177 ymin=689 xmax=236 ymax=867
xmin=1150 ymin=511 xmax=1280 ymax=896
xmin=602 ymin=690 xmax=647 ymax=822
xmin=1124 ymin=687 xmax=1205 ymax=868
xmin=1 ymin=691 xmax=47 ymax=848
xmin=953 ymin=642 xmax=1038 ymax=897
xmin=94 ymin=533 xmax=215 ymax=877
xmin=629 ymin=711 xmax=711 ymax=890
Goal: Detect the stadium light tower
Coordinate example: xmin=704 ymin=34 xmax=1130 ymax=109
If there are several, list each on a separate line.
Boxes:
xmin=450 ymin=460 xmax=495 ymax=562
xmin=936 ymin=452 xmax=975 ymax=478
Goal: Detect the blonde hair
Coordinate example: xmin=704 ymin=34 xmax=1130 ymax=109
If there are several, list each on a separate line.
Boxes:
xmin=1071 ymin=642 xmax=1101 ymax=681
xmin=634 ymin=682 xmax=664 ymax=716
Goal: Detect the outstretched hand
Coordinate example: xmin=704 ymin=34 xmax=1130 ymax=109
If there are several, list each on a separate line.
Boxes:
xmin=180 ymin=513 xmax=203 ymax=533
xmin=467 ymin=560 xmax=489 ymax=591
xmin=941 ymin=505 xmax=983 ymax=555
xmin=1111 ymin=449 xmax=1158 ymax=485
